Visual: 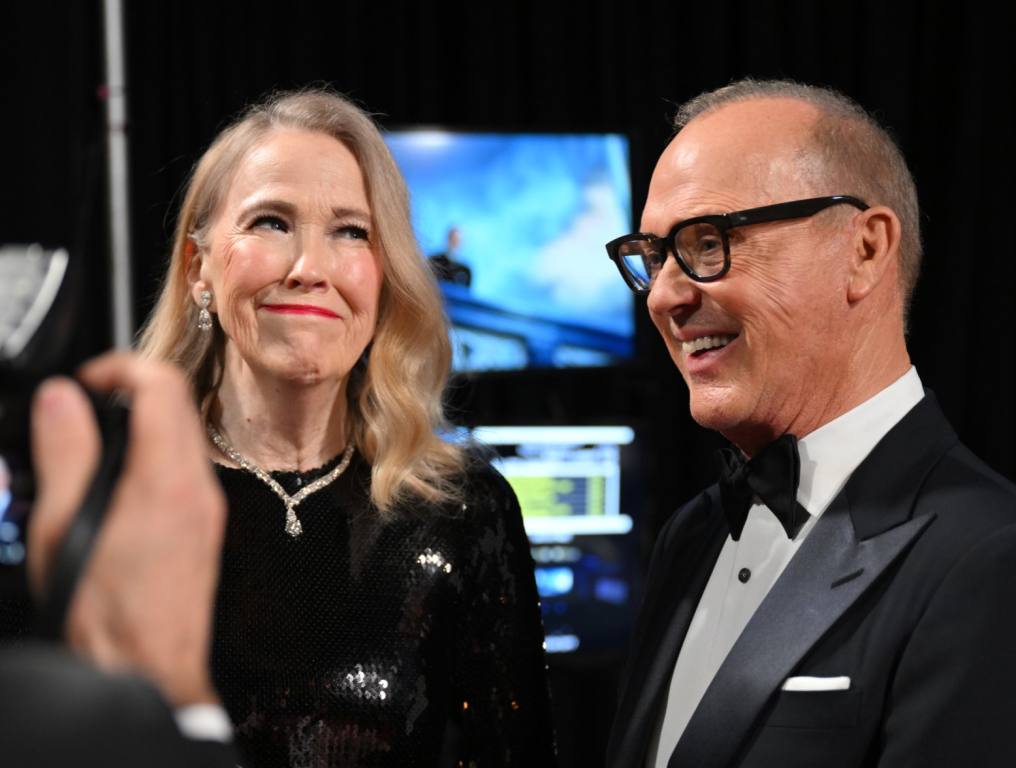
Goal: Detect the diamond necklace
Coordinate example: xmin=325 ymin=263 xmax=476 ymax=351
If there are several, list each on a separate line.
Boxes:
xmin=207 ymin=424 xmax=354 ymax=538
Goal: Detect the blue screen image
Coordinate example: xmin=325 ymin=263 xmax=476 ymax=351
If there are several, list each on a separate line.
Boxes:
xmin=384 ymin=131 xmax=634 ymax=371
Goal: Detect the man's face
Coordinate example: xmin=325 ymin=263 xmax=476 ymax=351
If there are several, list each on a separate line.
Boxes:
xmin=642 ymin=98 xmax=857 ymax=452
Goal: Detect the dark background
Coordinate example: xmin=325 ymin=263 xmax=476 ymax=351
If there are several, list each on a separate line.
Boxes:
xmin=4 ymin=1 xmax=1013 ymax=764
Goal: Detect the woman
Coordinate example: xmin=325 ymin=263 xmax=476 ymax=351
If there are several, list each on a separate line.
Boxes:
xmin=139 ymin=89 xmax=556 ymax=767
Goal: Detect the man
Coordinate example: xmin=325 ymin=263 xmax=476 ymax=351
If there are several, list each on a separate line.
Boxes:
xmin=428 ymin=226 xmax=473 ymax=286
xmin=0 ymin=353 xmax=238 ymax=767
xmin=605 ymin=79 xmax=1016 ymax=767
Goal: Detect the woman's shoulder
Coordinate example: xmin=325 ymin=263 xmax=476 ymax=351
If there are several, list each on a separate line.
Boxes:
xmin=454 ymin=454 xmax=520 ymax=518
xmin=380 ymin=453 xmax=523 ymax=536
xmin=397 ymin=454 xmax=525 ymax=545
xmin=459 ymin=453 xmax=514 ymax=492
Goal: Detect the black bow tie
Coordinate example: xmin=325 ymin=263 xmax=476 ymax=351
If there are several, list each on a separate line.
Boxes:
xmin=717 ymin=434 xmax=809 ymax=541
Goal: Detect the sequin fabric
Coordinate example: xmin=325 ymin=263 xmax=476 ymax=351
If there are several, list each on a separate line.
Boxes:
xmin=212 ymin=453 xmax=557 ymax=767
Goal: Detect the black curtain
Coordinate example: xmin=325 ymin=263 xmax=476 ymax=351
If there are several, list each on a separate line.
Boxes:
xmin=5 ymin=1 xmax=1014 ymax=763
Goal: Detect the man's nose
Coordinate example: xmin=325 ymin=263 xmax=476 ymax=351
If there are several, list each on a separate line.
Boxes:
xmin=647 ymin=254 xmax=701 ymax=316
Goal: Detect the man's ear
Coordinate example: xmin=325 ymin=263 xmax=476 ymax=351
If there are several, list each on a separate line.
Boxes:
xmin=847 ymin=205 xmax=902 ymax=303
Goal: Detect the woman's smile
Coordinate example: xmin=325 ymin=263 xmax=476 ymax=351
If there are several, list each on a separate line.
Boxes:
xmin=260 ymin=303 xmax=341 ymax=319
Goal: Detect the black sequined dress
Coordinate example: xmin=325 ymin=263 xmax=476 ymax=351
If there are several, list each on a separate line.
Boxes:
xmin=211 ymin=452 xmax=556 ymax=768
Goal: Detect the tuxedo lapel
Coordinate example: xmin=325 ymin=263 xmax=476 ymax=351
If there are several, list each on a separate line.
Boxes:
xmin=668 ymin=498 xmax=935 ymax=768
xmin=607 ymin=491 xmax=726 ymax=768
xmin=668 ymin=393 xmax=957 ymax=768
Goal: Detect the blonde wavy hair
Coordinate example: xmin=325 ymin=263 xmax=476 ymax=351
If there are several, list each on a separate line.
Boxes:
xmin=138 ymin=88 xmax=464 ymax=512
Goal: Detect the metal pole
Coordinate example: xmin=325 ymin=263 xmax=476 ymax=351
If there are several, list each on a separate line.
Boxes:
xmin=103 ymin=0 xmax=133 ymax=347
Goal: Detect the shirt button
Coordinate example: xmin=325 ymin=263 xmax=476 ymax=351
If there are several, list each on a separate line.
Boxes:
xmin=738 ymin=567 xmax=751 ymax=584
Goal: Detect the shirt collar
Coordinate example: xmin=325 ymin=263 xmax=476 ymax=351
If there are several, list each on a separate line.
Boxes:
xmin=795 ymin=366 xmax=924 ymax=517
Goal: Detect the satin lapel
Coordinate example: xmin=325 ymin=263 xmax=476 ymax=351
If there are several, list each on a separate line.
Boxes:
xmin=657 ymin=391 xmax=958 ymax=767
xmin=667 ymin=494 xmax=936 ymax=768
xmin=845 ymin=391 xmax=957 ymax=539
xmin=608 ymin=491 xmax=726 ymax=768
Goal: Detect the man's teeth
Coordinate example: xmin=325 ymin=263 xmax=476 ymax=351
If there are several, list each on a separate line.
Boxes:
xmin=682 ymin=334 xmax=736 ymax=355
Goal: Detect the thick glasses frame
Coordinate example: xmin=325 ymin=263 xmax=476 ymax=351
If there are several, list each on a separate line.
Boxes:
xmin=606 ymin=195 xmax=869 ymax=293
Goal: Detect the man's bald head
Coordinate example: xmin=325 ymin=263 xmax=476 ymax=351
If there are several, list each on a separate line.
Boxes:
xmin=640 ymin=86 xmax=912 ymax=450
xmin=674 ymin=79 xmax=921 ymax=322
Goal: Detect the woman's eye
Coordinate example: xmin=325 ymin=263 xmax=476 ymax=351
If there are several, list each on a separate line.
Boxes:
xmin=251 ymin=215 xmax=288 ymax=233
xmin=337 ymin=224 xmax=370 ymax=241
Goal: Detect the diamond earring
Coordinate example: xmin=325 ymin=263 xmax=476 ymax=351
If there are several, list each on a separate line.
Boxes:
xmin=197 ymin=290 xmax=213 ymax=332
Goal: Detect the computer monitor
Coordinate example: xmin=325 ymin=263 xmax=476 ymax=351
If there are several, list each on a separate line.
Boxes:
xmin=471 ymin=425 xmax=640 ymax=654
xmin=384 ymin=131 xmax=634 ymax=373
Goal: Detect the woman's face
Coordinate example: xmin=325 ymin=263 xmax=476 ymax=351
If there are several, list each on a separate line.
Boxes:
xmin=192 ymin=128 xmax=383 ymax=387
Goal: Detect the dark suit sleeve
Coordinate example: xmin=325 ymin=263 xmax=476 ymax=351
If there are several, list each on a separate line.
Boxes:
xmin=878 ymin=524 xmax=1016 ymax=767
xmin=0 ymin=644 xmax=239 ymax=768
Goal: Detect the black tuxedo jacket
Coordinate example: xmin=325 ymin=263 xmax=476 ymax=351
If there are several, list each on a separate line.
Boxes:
xmin=608 ymin=394 xmax=1016 ymax=768
xmin=0 ymin=643 xmax=238 ymax=768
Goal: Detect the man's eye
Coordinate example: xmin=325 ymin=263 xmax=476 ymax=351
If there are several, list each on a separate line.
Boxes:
xmin=252 ymin=215 xmax=288 ymax=233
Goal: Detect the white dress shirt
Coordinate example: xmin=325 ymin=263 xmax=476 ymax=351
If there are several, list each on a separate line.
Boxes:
xmin=646 ymin=367 xmax=925 ymax=768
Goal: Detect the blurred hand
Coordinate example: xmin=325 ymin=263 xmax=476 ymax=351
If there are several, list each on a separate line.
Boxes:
xmin=27 ymin=352 xmax=226 ymax=707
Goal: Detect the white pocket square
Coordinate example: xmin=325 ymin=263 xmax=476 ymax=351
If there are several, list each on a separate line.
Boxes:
xmin=781 ymin=675 xmax=851 ymax=692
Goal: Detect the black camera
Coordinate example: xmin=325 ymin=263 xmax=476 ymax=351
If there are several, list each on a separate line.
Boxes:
xmin=0 ymin=245 xmax=76 ymax=634
xmin=0 ymin=244 xmax=127 ymax=640
xmin=0 ymin=244 xmax=78 ymax=499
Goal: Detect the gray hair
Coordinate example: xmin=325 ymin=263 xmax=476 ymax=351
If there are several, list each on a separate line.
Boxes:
xmin=675 ymin=78 xmax=921 ymax=319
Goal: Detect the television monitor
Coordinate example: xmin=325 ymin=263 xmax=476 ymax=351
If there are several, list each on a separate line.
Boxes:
xmin=470 ymin=425 xmax=639 ymax=654
xmin=384 ymin=131 xmax=634 ymax=373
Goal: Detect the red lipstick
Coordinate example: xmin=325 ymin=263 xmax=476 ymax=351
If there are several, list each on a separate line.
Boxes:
xmin=260 ymin=304 xmax=340 ymax=318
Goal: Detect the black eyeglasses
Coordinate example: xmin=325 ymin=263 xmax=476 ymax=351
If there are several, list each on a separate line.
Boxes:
xmin=606 ymin=195 xmax=869 ymax=293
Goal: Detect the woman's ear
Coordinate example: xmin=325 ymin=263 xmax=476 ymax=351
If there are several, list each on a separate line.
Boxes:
xmin=847 ymin=205 xmax=902 ymax=303
xmin=184 ymin=239 xmax=207 ymax=305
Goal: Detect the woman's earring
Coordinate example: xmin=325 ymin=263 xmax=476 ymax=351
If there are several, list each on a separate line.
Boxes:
xmin=197 ymin=290 xmax=213 ymax=332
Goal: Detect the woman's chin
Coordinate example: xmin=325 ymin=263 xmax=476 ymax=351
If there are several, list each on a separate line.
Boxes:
xmin=229 ymin=341 xmax=359 ymax=389
xmin=258 ymin=358 xmax=351 ymax=388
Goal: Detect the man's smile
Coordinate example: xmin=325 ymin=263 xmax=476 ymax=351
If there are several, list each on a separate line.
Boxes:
xmin=681 ymin=333 xmax=738 ymax=357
